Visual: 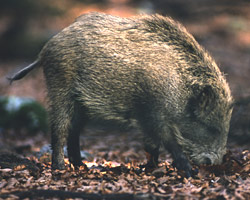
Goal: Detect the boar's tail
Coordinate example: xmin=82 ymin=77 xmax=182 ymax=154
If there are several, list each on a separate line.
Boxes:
xmin=7 ymin=60 xmax=40 ymax=85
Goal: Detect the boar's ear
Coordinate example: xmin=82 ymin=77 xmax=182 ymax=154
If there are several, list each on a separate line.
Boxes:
xmin=189 ymin=85 xmax=216 ymax=117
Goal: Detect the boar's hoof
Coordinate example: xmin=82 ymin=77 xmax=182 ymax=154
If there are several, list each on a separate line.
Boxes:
xmin=173 ymin=154 xmax=193 ymax=178
xmin=145 ymin=152 xmax=159 ymax=169
xmin=52 ymin=162 xmax=65 ymax=170
xmin=71 ymin=160 xmax=83 ymax=169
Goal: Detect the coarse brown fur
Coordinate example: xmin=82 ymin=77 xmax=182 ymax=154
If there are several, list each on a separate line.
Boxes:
xmin=9 ymin=12 xmax=233 ymax=176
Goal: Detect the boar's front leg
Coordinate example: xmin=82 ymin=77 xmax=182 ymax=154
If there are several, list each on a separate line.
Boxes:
xmin=144 ymin=136 xmax=160 ymax=168
xmin=165 ymin=141 xmax=193 ymax=178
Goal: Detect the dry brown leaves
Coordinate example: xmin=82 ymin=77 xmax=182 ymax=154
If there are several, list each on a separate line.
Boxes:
xmin=0 ymin=149 xmax=249 ymax=199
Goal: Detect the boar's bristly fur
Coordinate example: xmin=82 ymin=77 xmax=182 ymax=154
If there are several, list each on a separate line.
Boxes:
xmin=9 ymin=12 xmax=233 ymax=176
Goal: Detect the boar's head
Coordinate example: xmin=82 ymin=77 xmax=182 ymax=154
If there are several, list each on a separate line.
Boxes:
xmin=175 ymin=84 xmax=233 ymax=166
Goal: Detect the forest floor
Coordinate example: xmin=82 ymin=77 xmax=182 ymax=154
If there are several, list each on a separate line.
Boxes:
xmin=0 ymin=129 xmax=249 ymax=199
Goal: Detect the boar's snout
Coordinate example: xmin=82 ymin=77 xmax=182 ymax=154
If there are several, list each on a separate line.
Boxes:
xmin=194 ymin=151 xmax=225 ymax=166
xmin=203 ymin=157 xmax=212 ymax=165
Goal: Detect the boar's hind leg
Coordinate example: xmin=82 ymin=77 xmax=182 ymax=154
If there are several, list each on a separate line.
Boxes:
xmin=67 ymin=102 xmax=86 ymax=168
xmin=50 ymin=105 xmax=71 ymax=170
xmin=50 ymin=100 xmax=84 ymax=169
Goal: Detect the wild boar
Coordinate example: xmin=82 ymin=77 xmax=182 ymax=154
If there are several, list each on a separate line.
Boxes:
xmin=9 ymin=12 xmax=233 ymax=177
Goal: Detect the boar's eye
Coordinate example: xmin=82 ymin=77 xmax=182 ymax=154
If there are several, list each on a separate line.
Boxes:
xmin=187 ymin=85 xmax=217 ymax=119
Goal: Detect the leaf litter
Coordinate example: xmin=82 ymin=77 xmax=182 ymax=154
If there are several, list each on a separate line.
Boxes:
xmin=0 ymin=131 xmax=249 ymax=199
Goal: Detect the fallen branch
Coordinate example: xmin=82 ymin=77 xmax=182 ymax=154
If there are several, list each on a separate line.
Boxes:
xmin=0 ymin=190 xmax=169 ymax=200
